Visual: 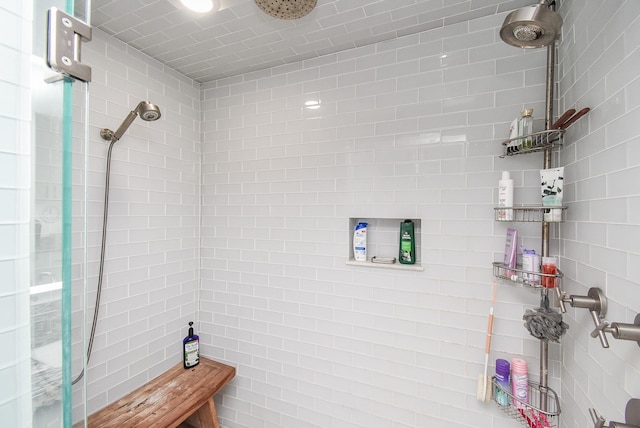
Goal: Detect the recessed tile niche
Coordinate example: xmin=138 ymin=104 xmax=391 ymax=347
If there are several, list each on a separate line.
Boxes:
xmin=347 ymin=217 xmax=423 ymax=271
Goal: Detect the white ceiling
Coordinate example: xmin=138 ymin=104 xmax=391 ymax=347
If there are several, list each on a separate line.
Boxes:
xmin=91 ymin=0 xmax=531 ymax=84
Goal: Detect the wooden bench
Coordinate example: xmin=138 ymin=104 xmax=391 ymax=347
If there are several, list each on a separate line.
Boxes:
xmin=79 ymin=357 xmax=235 ymax=428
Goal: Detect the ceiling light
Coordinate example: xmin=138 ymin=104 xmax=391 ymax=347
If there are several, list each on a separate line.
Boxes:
xmin=181 ymin=0 xmax=219 ymax=13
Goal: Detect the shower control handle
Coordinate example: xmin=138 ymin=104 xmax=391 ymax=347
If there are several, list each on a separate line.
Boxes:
xmin=558 ymin=287 xmax=610 ymax=348
xmin=556 ymin=288 xmax=568 ymax=313
xmin=590 ymin=408 xmax=607 ymax=428
xmin=590 ymin=402 xmax=640 ymax=428
xmin=589 ymin=314 xmax=610 ymax=348
xmin=603 ymin=314 xmax=640 ymax=348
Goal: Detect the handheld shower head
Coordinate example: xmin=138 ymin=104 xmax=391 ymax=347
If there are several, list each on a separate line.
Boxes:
xmin=500 ymin=1 xmax=562 ymax=48
xmin=136 ymin=101 xmax=161 ymax=121
xmin=100 ymin=101 xmax=162 ymax=142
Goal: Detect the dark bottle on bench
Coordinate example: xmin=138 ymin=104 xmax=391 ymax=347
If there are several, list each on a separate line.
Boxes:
xmin=183 ymin=321 xmax=200 ymax=368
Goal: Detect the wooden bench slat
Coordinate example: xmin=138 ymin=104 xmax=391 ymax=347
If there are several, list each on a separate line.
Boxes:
xmin=81 ymin=357 xmax=235 ymax=428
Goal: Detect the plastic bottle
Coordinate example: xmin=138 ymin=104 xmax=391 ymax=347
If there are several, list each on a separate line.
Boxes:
xmin=519 ymin=109 xmax=534 ymax=150
xmin=507 ymin=117 xmax=520 ymax=154
xmin=541 ymin=256 xmax=557 ymax=288
xmin=183 ymin=321 xmax=200 ymax=368
xmin=522 ymin=248 xmax=541 ymax=284
xmin=498 ymin=171 xmax=514 ymax=221
xmin=353 ymin=222 xmax=368 ymax=261
xmin=398 ymin=220 xmax=415 ymax=264
xmin=495 ymin=359 xmax=511 ymax=406
xmin=511 ymin=358 xmax=529 ymax=408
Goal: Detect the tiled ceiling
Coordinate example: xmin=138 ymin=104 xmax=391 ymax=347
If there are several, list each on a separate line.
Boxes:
xmin=91 ymin=0 xmax=530 ymax=83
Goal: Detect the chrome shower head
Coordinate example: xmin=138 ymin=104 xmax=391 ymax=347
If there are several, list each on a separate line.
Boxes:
xmin=500 ymin=1 xmax=562 ymax=48
xmin=136 ymin=101 xmax=161 ymax=122
xmin=100 ymin=101 xmax=162 ymax=142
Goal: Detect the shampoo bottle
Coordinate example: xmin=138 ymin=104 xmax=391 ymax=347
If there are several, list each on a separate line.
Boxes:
xmin=398 ymin=220 xmax=416 ymax=264
xmin=183 ymin=321 xmax=200 ymax=369
xmin=498 ymin=171 xmax=514 ymax=221
xmin=353 ymin=222 xmax=368 ymax=261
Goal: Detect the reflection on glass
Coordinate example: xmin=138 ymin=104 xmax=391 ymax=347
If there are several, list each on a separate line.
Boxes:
xmin=29 ymin=0 xmax=77 ymax=425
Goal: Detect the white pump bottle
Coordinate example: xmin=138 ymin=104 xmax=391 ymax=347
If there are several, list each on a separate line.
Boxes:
xmin=498 ymin=171 xmax=514 ymax=221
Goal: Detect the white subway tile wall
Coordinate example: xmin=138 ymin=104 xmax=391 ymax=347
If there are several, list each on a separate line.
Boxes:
xmin=199 ymin=2 xmax=640 ymax=426
xmin=0 ymin=1 xmax=33 ymax=426
xmin=3 ymin=0 xmax=638 ymax=427
xmin=75 ymin=29 xmax=202 ymax=418
xmin=557 ymin=0 xmax=640 ymax=426
xmin=200 ymin=12 xmax=554 ymax=428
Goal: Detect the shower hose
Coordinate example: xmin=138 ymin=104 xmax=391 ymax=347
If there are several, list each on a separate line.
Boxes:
xmin=72 ymin=138 xmax=116 ymax=385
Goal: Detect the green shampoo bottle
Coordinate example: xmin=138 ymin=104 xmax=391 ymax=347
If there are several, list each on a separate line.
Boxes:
xmin=399 ymin=219 xmax=416 ymax=264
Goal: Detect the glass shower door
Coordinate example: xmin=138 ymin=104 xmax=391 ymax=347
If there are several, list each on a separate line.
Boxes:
xmin=1 ymin=0 xmax=89 ymax=426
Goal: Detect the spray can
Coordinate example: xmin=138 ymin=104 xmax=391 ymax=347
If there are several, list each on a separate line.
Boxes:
xmin=398 ymin=220 xmax=415 ymax=264
xmin=511 ymin=358 xmax=529 ymax=408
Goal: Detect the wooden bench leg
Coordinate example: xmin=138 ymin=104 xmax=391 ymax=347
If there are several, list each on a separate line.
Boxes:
xmin=183 ymin=397 xmax=219 ymax=428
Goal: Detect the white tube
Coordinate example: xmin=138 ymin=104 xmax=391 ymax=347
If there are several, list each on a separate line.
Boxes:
xmin=540 ymin=167 xmax=564 ymax=221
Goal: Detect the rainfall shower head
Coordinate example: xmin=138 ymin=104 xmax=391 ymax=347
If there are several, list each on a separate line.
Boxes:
xmin=100 ymin=101 xmax=162 ymax=142
xmin=500 ymin=1 xmax=562 ymax=48
xmin=254 ymin=0 xmax=317 ymax=20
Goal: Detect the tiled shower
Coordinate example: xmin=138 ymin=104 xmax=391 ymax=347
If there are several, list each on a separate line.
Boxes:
xmin=3 ymin=0 xmax=640 ymax=427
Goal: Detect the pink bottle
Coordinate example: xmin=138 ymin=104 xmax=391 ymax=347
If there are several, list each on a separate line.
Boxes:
xmin=511 ymin=358 xmax=529 ymax=408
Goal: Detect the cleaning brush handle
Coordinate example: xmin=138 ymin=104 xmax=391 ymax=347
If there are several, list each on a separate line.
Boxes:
xmin=485 ymin=309 xmax=494 ymax=352
xmin=559 ymin=107 xmax=590 ymax=129
xmin=551 ymin=108 xmax=576 ymax=129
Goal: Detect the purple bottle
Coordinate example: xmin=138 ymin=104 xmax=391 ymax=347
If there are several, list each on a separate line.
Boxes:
xmin=495 ymin=359 xmax=510 ymax=406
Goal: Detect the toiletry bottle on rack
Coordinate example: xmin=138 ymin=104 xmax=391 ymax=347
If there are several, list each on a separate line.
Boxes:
xmin=398 ymin=220 xmax=415 ymax=264
xmin=511 ymin=358 xmax=529 ymax=408
xmin=495 ymin=359 xmax=511 ymax=406
xmin=507 ymin=117 xmax=519 ymax=154
xmin=541 ymin=257 xmax=557 ymax=288
xmin=498 ymin=172 xmax=514 ymax=221
xmin=522 ymin=249 xmax=541 ymax=284
xmin=503 ymin=228 xmax=518 ymax=278
xmin=183 ymin=321 xmax=200 ymax=369
xmin=519 ymin=109 xmax=534 ymax=150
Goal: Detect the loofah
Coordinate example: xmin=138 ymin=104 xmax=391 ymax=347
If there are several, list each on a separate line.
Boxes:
xmin=523 ymin=295 xmax=569 ymax=342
